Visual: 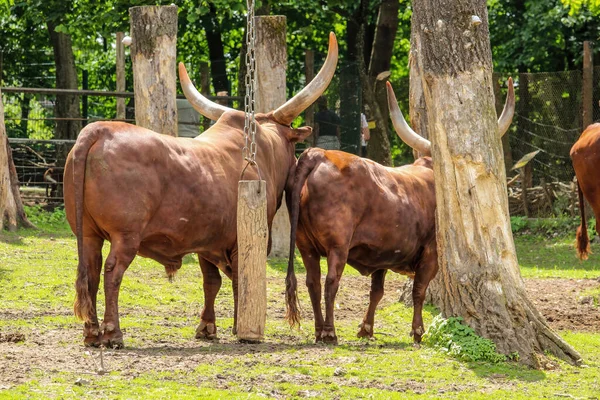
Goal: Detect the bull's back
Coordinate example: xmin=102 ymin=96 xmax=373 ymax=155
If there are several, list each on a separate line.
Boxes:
xmin=297 ymin=150 xmax=436 ymax=270
xmin=65 ymin=122 xmax=239 ymax=253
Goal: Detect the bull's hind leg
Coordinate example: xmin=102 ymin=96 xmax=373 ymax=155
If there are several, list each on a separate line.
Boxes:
xmin=357 ymin=269 xmax=387 ymax=339
xmin=196 ymin=257 xmax=221 ymax=340
xmin=100 ymin=234 xmax=139 ymax=348
xmin=299 ymin=247 xmax=325 ymax=342
xmin=411 ymin=243 xmax=438 ymax=345
xmin=82 ymin=236 xmax=104 ymax=347
xmin=322 ymin=247 xmax=348 ymax=344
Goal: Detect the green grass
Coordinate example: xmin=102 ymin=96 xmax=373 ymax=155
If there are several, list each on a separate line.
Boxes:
xmin=1 ymin=220 xmax=599 ymax=399
xmin=516 ymin=235 xmax=600 ymax=278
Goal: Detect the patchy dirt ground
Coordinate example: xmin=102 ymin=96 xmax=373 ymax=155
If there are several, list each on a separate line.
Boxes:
xmin=0 ymin=276 xmax=598 ymax=394
xmin=525 ymin=278 xmax=600 ymax=333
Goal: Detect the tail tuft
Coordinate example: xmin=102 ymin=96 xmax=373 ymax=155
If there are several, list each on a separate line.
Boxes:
xmin=576 ymin=225 xmax=591 ymax=260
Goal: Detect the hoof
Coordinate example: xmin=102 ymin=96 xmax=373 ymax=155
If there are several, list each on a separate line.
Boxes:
xmin=195 ymin=321 xmax=217 ymax=340
xmin=100 ymin=334 xmax=124 ymax=349
xmin=320 ymin=330 xmax=338 ymax=345
xmin=410 ymin=326 xmax=424 ymax=344
xmin=412 ymin=342 xmax=422 ymax=349
xmin=357 ymin=322 xmax=373 ymax=339
xmin=83 ymin=326 xmax=101 ymax=347
xmin=100 ymin=323 xmax=123 ymax=348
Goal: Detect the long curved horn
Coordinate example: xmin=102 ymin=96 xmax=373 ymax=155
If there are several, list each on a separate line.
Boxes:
xmin=273 ymin=32 xmax=338 ymax=126
xmin=386 ymin=81 xmax=431 ymax=156
xmin=179 ymin=62 xmax=234 ymax=121
xmin=497 ymin=77 xmax=515 ymax=137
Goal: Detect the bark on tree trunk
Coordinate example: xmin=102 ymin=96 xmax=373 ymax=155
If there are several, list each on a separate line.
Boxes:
xmin=253 ymin=16 xmax=290 ymax=259
xmin=0 ymin=89 xmax=35 ymax=231
xmin=130 ymin=5 xmax=178 ymax=136
xmin=409 ymin=21 xmax=429 ymax=160
xmin=412 ymin=0 xmax=581 ymax=368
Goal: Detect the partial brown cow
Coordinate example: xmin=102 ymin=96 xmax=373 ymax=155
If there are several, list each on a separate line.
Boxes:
xmin=570 ymin=123 xmax=600 ymax=259
xmin=64 ymin=34 xmax=338 ymax=348
xmin=285 ymin=79 xmax=514 ymax=344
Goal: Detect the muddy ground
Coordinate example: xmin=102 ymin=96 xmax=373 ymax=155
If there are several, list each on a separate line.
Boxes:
xmin=0 ymin=276 xmax=598 ymax=391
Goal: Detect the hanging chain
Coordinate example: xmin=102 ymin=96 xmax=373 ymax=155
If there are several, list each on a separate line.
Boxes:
xmin=242 ymin=0 xmax=257 ymax=166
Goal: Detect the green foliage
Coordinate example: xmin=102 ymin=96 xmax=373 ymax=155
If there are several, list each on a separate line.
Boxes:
xmin=424 ymin=315 xmax=507 ymax=364
xmin=23 ymin=205 xmax=67 ymax=229
xmin=510 ymin=216 xmax=528 ymax=233
xmin=510 ymin=216 xmax=596 ymax=238
xmin=561 ymin=0 xmax=600 ymax=15
xmin=489 ymin=0 xmax=599 ymax=72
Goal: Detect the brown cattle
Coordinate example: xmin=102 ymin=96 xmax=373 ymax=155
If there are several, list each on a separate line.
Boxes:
xmin=64 ymin=34 xmax=338 ymax=348
xmin=285 ymin=79 xmax=514 ymax=344
xmin=570 ymin=123 xmax=600 ymax=259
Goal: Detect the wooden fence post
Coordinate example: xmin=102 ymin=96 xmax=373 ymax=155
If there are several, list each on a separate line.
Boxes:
xmin=254 ymin=15 xmax=290 ymax=259
xmin=116 ymin=31 xmax=126 ymax=120
xmin=200 ymin=61 xmax=211 ymax=132
xmin=236 ymin=180 xmax=268 ymax=341
xmin=129 ymin=5 xmax=178 ymax=136
xmin=583 ymin=41 xmax=593 ymax=130
xmin=236 ymin=15 xmax=287 ymax=342
xmin=305 ymin=50 xmax=315 ymax=144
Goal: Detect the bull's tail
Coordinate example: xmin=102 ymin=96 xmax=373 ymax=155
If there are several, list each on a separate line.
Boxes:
xmin=576 ymin=179 xmax=591 ymax=260
xmin=286 ymin=149 xmax=317 ymax=327
xmin=72 ymin=124 xmax=105 ymax=322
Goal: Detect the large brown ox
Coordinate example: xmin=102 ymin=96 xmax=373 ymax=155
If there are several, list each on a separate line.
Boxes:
xmin=570 ymin=123 xmax=600 ymax=260
xmin=285 ymin=79 xmax=514 ymax=344
xmin=64 ymin=34 xmax=338 ymax=348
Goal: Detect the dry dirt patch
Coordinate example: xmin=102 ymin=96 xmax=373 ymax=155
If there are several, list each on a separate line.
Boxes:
xmin=525 ymin=278 xmax=600 ymax=332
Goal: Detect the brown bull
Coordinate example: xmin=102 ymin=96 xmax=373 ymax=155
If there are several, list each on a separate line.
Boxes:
xmin=570 ymin=123 xmax=600 ymax=260
xmin=285 ymin=79 xmax=514 ymax=344
xmin=65 ymin=34 xmax=338 ymax=348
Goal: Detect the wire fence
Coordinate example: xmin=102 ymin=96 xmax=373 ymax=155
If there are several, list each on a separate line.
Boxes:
xmin=2 ymin=63 xmax=599 ymax=216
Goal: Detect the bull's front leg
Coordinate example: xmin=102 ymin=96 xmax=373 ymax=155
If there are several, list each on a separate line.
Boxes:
xmin=196 ymin=257 xmax=221 ymax=340
xmin=100 ymin=235 xmax=139 ymax=349
xmin=322 ymin=248 xmax=347 ymax=344
xmin=358 ymin=269 xmax=387 ymax=339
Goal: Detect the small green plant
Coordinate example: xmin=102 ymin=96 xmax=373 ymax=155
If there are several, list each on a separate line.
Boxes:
xmin=423 ymin=315 xmax=506 ymax=363
xmin=24 ymin=205 xmax=67 ymax=228
xmin=510 ymin=216 xmax=528 ymax=233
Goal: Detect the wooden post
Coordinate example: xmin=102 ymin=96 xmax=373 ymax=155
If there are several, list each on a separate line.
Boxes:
xmin=583 ymin=41 xmax=593 ymax=130
xmin=254 ymin=15 xmax=290 ymax=259
xmin=200 ymin=61 xmax=211 ymax=131
xmin=116 ymin=32 xmax=126 ymax=120
xmin=236 ymin=180 xmax=268 ymax=341
xmin=129 ymin=5 xmax=178 ymax=135
xmin=82 ymin=70 xmax=88 ymax=127
xmin=305 ymin=50 xmax=315 ymax=144
xmin=520 ymin=164 xmax=532 ymax=217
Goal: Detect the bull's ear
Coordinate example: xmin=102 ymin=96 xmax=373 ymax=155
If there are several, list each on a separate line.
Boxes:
xmin=285 ymin=126 xmax=312 ymax=143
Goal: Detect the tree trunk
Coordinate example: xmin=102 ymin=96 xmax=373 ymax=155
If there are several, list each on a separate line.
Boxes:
xmin=47 ymin=21 xmax=81 ymax=198
xmin=360 ymin=0 xmax=397 ymax=166
xmin=201 ymin=3 xmax=230 ymax=95
xmin=409 ymin=21 xmax=429 ymax=160
xmin=0 ymin=89 xmax=35 ymax=231
xmin=254 ymin=16 xmax=290 ymax=259
xmin=130 ymin=5 xmax=178 ymax=136
xmin=412 ymin=0 xmax=581 ymax=368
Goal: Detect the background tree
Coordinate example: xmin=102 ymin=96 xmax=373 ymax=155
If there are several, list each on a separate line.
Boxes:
xmin=411 ymin=0 xmax=581 ymax=367
xmin=0 ymin=88 xmax=35 ymax=231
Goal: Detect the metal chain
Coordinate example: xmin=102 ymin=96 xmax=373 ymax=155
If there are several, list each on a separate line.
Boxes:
xmin=242 ymin=0 xmax=257 ymax=166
